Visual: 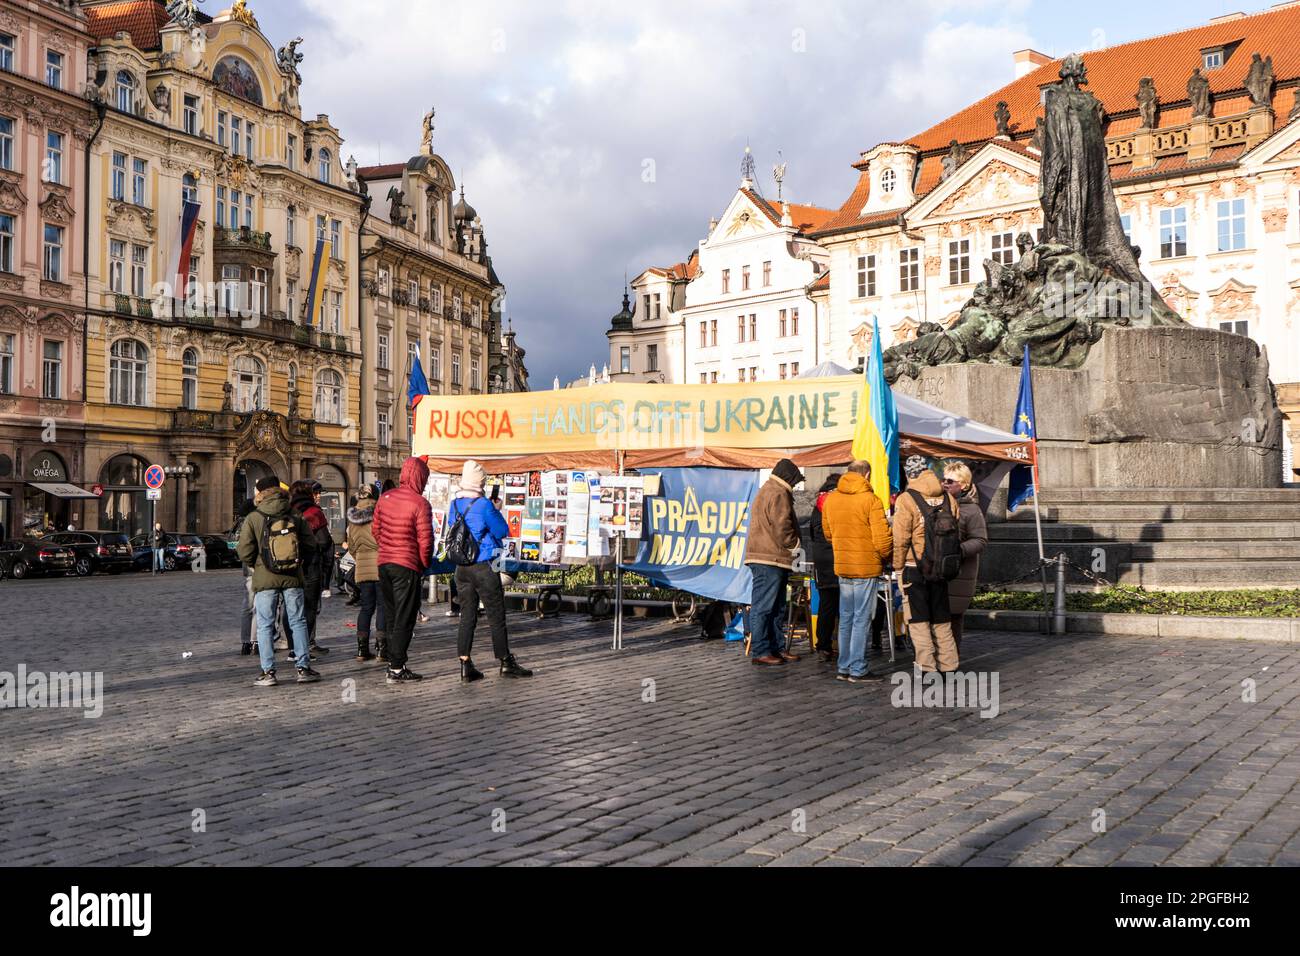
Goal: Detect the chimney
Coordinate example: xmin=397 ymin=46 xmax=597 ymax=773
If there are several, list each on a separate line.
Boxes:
xmin=1208 ymin=12 xmax=1246 ymax=22
xmin=1013 ymin=49 xmax=1052 ymax=79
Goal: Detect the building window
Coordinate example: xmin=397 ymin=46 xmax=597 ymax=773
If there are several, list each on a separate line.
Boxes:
xmin=647 ymin=344 xmax=658 ymax=372
xmin=471 ymin=301 xmax=482 ymax=328
xmin=749 ymin=314 xmax=757 ymax=340
xmin=182 ymin=348 xmax=198 ymax=409
xmin=109 ymin=339 xmax=149 ymax=406
xmin=286 ymin=278 xmax=296 ymax=321
xmin=378 ymin=409 xmax=391 ymax=448
xmin=471 ymin=357 xmax=480 ymax=391
xmin=791 ymin=308 xmax=799 ymax=336
xmin=109 ymin=240 xmax=125 ymax=293
xmin=710 ymin=319 xmax=718 ymax=347
xmin=217 ymin=111 xmax=227 ymax=149
xmin=642 ymin=293 xmax=650 ymax=320
xmin=431 ymin=347 xmax=441 ymax=381
xmin=317 ymin=214 xmax=328 ymax=246
xmin=286 ymin=134 xmax=296 ymax=169
xmin=1203 ymin=49 xmax=1223 ymax=71
xmin=880 ymin=168 xmax=896 ymax=194
xmin=132 ymin=158 xmax=148 ymax=206
xmin=1120 ymin=214 xmax=1132 ymax=242
xmin=452 ymin=292 xmax=462 ymax=323
xmin=233 ymin=355 xmax=266 ymax=412
xmin=948 ymin=239 xmax=971 ymax=285
xmin=130 ymin=244 xmax=147 ymax=297
xmin=451 ymin=352 xmax=461 ymax=386
xmin=245 ymin=122 xmax=255 ymax=161
xmin=0 ymin=332 xmax=12 ymax=394
xmin=408 ymin=279 xmax=418 ymax=304
xmin=431 ymin=285 xmax=442 ymax=313
xmin=46 ymin=50 xmax=64 ymax=90
xmin=1216 ymin=199 xmax=1246 ymax=252
xmin=111 ymin=152 xmax=127 ymax=200
xmin=652 ymin=293 xmax=661 ymax=319
xmin=250 ymin=267 xmax=267 ymax=315
xmin=780 ymin=363 xmax=788 ymax=380
xmin=899 ymin=246 xmax=920 ymax=292
xmin=791 ymin=361 xmax=800 ymax=377
xmin=227 ymin=189 xmax=240 ymax=230
xmin=779 ymin=309 xmax=788 ymax=337
xmin=0 ymin=115 xmax=12 ymax=170
xmin=710 ymin=371 xmax=718 ymax=384
xmin=286 ymin=206 xmax=296 ymax=246
xmin=183 ymin=95 xmax=199 ymax=135
xmin=216 ymin=186 xmax=226 ymax=227
xmin=187 ymin=256 xmax=200 ymax=304
xmin=742 ymin=265 xmax=751 ymax=291
xmin=737 ymin=368 xmax=746 ymax=383
xmin=737 ymin=315 xmax=745 ymax=343
xmin=42 ymin=340 xmax=62 ymax=399
xmin=0 ymin=33 xmax=13 ymax=72
xmin=221 ymin=264 xmax=241 ymax=313
xmin=1159 ymin=207 xmax=1188 ymax=258
xmin=0 ymin=214 xmax=12 ymax=273
xmin=857 ymin=254 xmax=876 ymax=298
xmin=315 ymin=368 xmax=344 ymax=423
xmin=762 ymin=261 xmax=772 ymax=286
xmin=330 ymin=291 xmax=342 ymax=334
xmin=244 ymin=193 xmax=254 ymax=229
xmin=45 ymin=131 xmax=64 ymax=184
xmin=721 ymin=269 xmax=730 ymax=294
xmin=700 ymin=373 xmax=707 ymax=384
xmin=620 ymin=346 xmax=631 ymax=374
xmin=700 ymin=321 xmax=708 ymax=348
xmin=378 ymin=332 xmax=390 ymax=370
xmin=1219 ymin=319 xmax=1249 ymax=337
xmin=116 ymin=71 xmax=136 ymax=114
xmin=182 ymin=173 xmax=198 ymax=206
xmin=43 ymin=224 xmax=63 ymax=281
xmin=230 ymin=116 xmax=241 ymax=156
xmin=330 ymin=219 xmax=341 ymax=255
xmin=318 ymin=148 xmax=332 ymax=184
xmin=991 ymin=232 xmax=1014 ymax=265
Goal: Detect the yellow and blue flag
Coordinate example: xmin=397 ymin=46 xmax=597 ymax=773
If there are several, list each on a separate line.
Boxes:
xmin=851 ymin=315 xmax=899 ymax=508
xmin=1008 ymin=344 xmax=1039 ymax=512
xmin=303 ymin=238 xmax=331 ymax=326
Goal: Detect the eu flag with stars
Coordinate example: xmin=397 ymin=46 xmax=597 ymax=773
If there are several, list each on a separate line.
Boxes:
xmin=1007 ymin=344 xmax=1038 ymax=513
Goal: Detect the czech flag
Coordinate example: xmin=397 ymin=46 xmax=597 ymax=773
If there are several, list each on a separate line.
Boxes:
xmin=303 ymin=238 xmax=331 ymax=326
xmin=408 ymin=345 xmax=431 ymax=410
xmin=851 ymin=315 xmax=899 ymax=509
xmin=1007 ymin=344 xmax=1039 ymax=513
xmin=170 ymin=201 xmax=201 ymax=304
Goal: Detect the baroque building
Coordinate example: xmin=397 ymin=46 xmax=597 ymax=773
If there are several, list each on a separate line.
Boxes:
xmin=78 ymin=0 xmax=364 ymax=537
xmin=357 ymin=119 xmax=505 ymax=485
xmin=810 ymin=3 xmax=1300 ymax=474
xmin=606 ymin=253 xmax=695 ymax=384
xmin=0 ymin=0 xmax=98 ymax=535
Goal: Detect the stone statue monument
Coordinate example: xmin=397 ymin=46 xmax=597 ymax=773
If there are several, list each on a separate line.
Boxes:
xmin=1187 ymin=67 xmax=1212 ymax=118
xmin=994 ymin=100 xmax=1011 ymax=137
xmin=164 ymin=0 xmax=202 ymax=30
xmin=940 ymin=139 xmax=969 ymax=181
xmin=1243 ymin=52 xmax=1275 ymax=108
xmin=881 ymin=54 xmax=1181 ymax=385
xmin=421 ymin=106 xmax=436 ymax=155
xmin=277 ymin=37 xmax=304 ymax=84
xmin=1135 ymin=77 xmax=1158 ymax=129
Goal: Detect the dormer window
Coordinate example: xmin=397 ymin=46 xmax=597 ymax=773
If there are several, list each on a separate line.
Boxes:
xmin=880 ymin=168 xmax=896 ymax=194
xmin=1203 ymin=49 xmax=1224 ymax=71
xmin=116 ymin=71 xmax=136 ymax=114
xmin=318 ymin=148 xmax=332 ymax=185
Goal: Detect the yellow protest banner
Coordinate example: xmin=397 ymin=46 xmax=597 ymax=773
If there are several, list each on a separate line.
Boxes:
xmin=412 ymin=378 xmax=864 ymax=457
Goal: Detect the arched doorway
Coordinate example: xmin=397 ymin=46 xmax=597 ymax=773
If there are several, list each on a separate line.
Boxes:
xmin=99 ymin=454 xmax=150 ymax=537
xmin=234 ymin=459 xmax=277 ymax=513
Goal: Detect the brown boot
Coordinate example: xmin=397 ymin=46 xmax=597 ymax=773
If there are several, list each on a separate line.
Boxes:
xmin=375 ymin=631 xmax=389 ymax=664
xmin=356 ymin=632 xmax=374 ymax=662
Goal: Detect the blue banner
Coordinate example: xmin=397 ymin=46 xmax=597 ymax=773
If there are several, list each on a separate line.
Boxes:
xmin=627 ymin=467 xmax=759 ymax=604
xmin=1007 ymin=344 xmax=1038 ymax=513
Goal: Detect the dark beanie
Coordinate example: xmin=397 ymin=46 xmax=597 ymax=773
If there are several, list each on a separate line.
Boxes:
xmin=255 ymin=475 xmax=281 ymax=493
xmin=773 ymin=459 xmax=804 ymax=488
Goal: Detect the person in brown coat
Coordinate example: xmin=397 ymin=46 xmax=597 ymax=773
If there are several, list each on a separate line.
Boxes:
xmin=345 ymin=486 xmax=385 ymax=662
xmin=821 ymin=461 xmax=894 ymax=683
xmin=744 ymin=458 xmax=804 ymax=666
xmin=893 ymin=468 xmax=960 ymax=673
xmin=942 ymin=462 xmax=988 ymax=652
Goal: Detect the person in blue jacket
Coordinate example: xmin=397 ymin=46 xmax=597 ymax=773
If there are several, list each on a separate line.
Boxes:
xmin=448 ymin=461 xmax=533 ymax=684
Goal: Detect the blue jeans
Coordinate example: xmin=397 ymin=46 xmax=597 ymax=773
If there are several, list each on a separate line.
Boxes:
xmin=153 ymin=548 xmax=166 ymax=571
xmin=837 ymin=577 xmax=882 ymax=677
xmin=747 ymin=564 xmax=789 ymax=658
xmin=256 ymin=587 xmax=310 ymax=673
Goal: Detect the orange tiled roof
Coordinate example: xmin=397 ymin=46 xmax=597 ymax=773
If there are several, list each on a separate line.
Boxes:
xmin=357 ymin=164 xmax=407 ymax=181
xmin=648 ymin=250 xmax=700 ymax=281
xmin=814 ymin=3 xmax=1300 ymax=237
xmin=809 ymin=271 xmax=831 ymax=293
xmin=740 ymin=189 xmax=836 ymax=234
xmin=86 ymin=0 xmax=194 ymax=49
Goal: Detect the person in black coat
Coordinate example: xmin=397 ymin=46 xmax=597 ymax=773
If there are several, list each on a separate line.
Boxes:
xmin=807 ymin=474 xmax=842 ymax=663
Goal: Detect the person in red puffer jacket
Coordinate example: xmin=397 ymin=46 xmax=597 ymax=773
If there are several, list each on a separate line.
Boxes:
xmin=372 ymin=456 xmax=433 ymax=684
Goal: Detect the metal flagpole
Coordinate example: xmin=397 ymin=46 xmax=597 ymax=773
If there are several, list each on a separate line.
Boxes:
xmin=612 ymin=450 xmax=625 ymax=651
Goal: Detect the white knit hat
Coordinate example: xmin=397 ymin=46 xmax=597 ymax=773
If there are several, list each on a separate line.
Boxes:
xmin=461 ymin=460 xmax=486 ymax=494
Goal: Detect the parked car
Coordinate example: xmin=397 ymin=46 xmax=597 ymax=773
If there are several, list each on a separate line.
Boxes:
xmin=198 ymin=534 xmax=241 ymax=569
xmin=0 ymin=539 xmax=76 ymax=579
xmin=129 ymin=532 xmax=206 ymax=572
xmin=45 ymin=531 xmax=135 ymax=576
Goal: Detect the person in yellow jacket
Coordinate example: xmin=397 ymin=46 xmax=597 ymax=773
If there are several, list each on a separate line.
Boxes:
xmin=821 ymin=461 xmax=894 ymax=683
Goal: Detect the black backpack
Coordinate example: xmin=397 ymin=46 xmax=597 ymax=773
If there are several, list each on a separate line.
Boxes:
xmin=907 ymin=489 xmax=962 ymax=583
xmin=444 ymin=498 xmax=482 ymax=567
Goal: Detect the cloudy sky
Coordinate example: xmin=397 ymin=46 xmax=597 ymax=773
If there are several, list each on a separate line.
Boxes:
xmin=246 ymin=0 xmax=1241 ymax=386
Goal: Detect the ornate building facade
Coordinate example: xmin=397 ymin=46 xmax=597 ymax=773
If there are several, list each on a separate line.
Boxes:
xmin=606 ymin=254 xmax=695 ymax=384
xmin=810 ymin=4 xmax=1300 ymax=474
xmin=357 ymin=125 xmax=504 ymax=485
xmin=79 ymin=0 xmax=364 ymax=537
xmin=0 ymin=0 xmax=98 ymax=535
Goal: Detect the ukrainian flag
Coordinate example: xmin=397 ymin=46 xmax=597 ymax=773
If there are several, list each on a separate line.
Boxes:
xmin=303 ymin=238 xmax=331 ymax=326
xmin=851 ymin=315 xmax=899 ymax=508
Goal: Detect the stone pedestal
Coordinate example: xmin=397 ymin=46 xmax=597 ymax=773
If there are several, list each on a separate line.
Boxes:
xmin=894 ymin=326 xmax=1284 ymax=492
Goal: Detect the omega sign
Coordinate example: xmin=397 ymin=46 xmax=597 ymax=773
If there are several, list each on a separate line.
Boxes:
xmin=27 ymin=454 xmax=67 ymax=482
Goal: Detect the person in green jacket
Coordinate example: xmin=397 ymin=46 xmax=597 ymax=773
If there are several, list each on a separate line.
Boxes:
xmin=236 ymin=475 xmax=321 ymax=687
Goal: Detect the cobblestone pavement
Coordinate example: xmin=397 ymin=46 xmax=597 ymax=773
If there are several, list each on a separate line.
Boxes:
xmin=1 ymin=569 xmax=1298 ymax=867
